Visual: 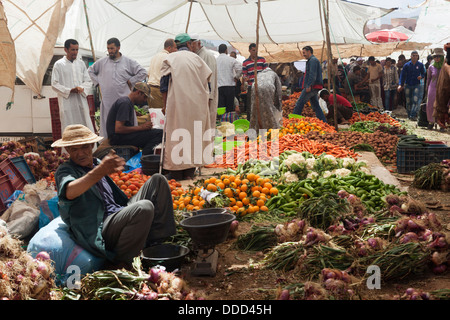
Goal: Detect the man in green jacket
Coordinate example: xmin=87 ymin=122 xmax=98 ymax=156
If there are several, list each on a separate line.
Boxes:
xmin=53 ymin=124 xmax=176 ymax=267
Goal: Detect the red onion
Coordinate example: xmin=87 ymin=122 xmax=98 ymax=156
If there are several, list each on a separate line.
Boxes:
xmin=36 ymin=261 xmax=50 ymax=279
xmin=337 ymin=190 xmax=349 ymax=199
xmin=367 ymin=238 xmax=379 ymax=249
xmin=420 ymin=292 xmax=431 ymax=300
xmin=400 ymin=232 xmax=419 ymax=244
xmin=347 ymin=194 xmax=357 ymax=205
xmin=228 ymin=220 xmax=239 ymax=237
xmin=358 ymin=246 xmax=368 ymax=256
xmin=278 ymin=289 xmax=290 ymax=300
xmin=36 ymin=251 xmax=50 ymax=261
xmin=432 ymin=264 xmax=447 ymax=274
xmin=405 ymin=288 xmax=414 ymax=295
xmin=421 ymin=229 xmax=433 ymax=242
xmin=149 ymin=267 xmax=162 ymax=283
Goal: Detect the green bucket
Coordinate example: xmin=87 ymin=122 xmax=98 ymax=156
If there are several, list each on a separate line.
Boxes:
xmin=217 ymin=107 xmax=226 ymax=116
xmin=233 ymin=119 xmax=250 ymax=133
xmin=288 ymin=114 xmax=304 ymax=119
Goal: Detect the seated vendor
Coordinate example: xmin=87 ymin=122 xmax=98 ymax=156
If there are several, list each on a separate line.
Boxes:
xmin=106 ymin=82 xmax=163 ymax=156
xmin=52 ymin=124 xmax=176 ymax=268
xmin=319 ymin=89 xmax=354 ymax=125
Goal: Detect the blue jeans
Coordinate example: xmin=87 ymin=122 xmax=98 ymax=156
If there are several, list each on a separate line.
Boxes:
xmin=293 ymin=89 xmax=327 ymax=122
xmin=384 ymin=89 xmax=396 ymax=111
xmin=405 ymin=84 xmax=422 ymax=119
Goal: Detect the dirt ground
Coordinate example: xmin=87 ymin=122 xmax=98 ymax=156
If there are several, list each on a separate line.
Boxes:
xmin=173 ymin=110 xmax=450 ymax=300
xmin=175 ymin=175 xmax=450 ymax=301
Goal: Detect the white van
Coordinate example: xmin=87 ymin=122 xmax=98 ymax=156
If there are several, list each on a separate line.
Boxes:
xmin=0 ymin=46 xmax=102 ymax=141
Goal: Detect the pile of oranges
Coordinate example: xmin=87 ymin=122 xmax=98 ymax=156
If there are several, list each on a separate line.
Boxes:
xmin=175 ymin=173 xmax=279 ymax=216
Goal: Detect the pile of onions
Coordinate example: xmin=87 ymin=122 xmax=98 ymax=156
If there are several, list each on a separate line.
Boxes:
xmin=354 ymin=237 xmax=387 ymax=257
xmin=274 ymin=219 xmax=307 ymax=242
xmin=24 ymin=151 xmax=69 ymax=180
xmin=0 ymin=141 xmax=27 ymax=162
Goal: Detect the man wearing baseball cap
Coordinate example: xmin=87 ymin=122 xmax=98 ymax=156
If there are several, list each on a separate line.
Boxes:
xmin=52 ymin=124 xmax=176 ymax=268
xmin=106 ymin=81 xmax=163 ymax=156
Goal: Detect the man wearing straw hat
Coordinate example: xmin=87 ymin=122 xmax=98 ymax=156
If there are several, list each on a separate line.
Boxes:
xmin=52 ymin=124 xmax=176 ymax=267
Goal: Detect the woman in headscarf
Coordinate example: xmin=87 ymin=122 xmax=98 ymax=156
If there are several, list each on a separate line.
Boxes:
xmin=426 ymin=47 xmax=445 ymax=130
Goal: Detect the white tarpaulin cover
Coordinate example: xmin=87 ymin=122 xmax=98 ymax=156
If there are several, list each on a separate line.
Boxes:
xmin=3 ymin=0 xmax=73 ymax=95
xmin=3 ymin=0 xmax=395 ymax=95
xmin=56 ymin=0 xmax=395 ymax=69
xmin=3 ymin=0 xmax=445 ymax=95
xmin=0 ymin=2 xmax=15 ymax=107
xmin=408 ymin=0 xmax=450 ymax=48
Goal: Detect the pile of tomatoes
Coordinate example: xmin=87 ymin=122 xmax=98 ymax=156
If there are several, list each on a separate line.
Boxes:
xmin=109 ymin=171 xmax=150 ymax=198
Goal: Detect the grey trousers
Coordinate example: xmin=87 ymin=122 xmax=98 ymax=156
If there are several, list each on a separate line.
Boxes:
xmin=102 ymin=173 xmax=176 ymax=265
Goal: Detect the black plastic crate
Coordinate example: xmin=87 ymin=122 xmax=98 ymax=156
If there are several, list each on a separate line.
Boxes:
xmin=397 ymin=143 xmax=450 ymax=174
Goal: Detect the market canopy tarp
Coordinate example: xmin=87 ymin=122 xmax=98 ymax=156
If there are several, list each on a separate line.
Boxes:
xmin=0 ymin=2 xmax=16 ymax=107
xmin=230 ymin=41 xmax=428 ymax=63
xmin=3 ymin=0 xmax=73 ymax=96
xmin=57 ymin=0 xmax=396 ymax=67
xmin=408 ymin=0 xmax=450 ymax=49
xmin=3 ymin=0 xmax=399 ymax=94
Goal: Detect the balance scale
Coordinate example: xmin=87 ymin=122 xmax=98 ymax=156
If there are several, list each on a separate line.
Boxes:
xmin=179 ymin=209 xmax=235 ymax=277
xmin=191 ymin=246 xmax=219 ymax=277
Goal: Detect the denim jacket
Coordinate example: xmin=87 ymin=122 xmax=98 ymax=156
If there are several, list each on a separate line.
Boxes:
xmin=303 ymin=55 xmax=323 ymax=90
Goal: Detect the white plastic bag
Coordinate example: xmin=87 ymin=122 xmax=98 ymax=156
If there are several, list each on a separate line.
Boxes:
xmin=148 ymin=108 xmax=165 ymax=129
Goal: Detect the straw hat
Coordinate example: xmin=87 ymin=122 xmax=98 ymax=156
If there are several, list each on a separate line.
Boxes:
xmin=433 ymin=47 xmax=445 ymax=57
xmin=51 ymin=124 xmax=103 ymax=148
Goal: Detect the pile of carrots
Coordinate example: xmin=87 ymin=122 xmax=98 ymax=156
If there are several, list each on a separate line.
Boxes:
xmin=207 ymin=134 xmax=358 ymax=169
xmin=349 ymin=112 xmax=401 ymax=127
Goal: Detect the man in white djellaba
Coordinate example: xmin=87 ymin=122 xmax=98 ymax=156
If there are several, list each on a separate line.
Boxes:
xmin=51 ymin=39 xmax=95 ymax=133
xmin=88 ymin=37 xmax=147 ymax=138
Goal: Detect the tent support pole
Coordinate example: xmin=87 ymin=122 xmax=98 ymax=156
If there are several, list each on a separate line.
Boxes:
xmin=323 ymin=0 xmax=338 ymax=130
xmin=185 ymin=0 xmax=193 ymax=33
xmin=83 ymin=0 xmax=96 ymax=61
xmin=253 ymin=0 xmax=263 ymax=129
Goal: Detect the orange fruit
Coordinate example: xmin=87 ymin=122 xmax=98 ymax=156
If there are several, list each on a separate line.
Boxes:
xmin=260 ymin=205 xmax=269 ymax=212
xmin=261 ymin=187 xmax=270 ymax=195
xmin=256 ymin=177 xmax=264 ymax=186
xmin=217 ymin=182 xmax=225 ymax=190
xmin=207 ymin=183 xmax=217 ymax=192
xmin=224 ymin=188 xmax=233 ymax=198
xmin=240 ymin=184 xmax=248 ymax=192
xmin=239 ymin=192 xmax=247 ymax=200
xmin=209 ymin=177 xmax=216 ymax=184
xmin=246 ymin=173 xmax=256 ymax=181
xmin=270 ymin=187 xmax=279 ymax=195
xmin=252 ymin=190 xmax=261 ymax=198
xmin=256 ymin=199 xmax=265 ymax=207
xmin=236 ymin=201 xmax=244 ymax=208
xmin=263 ymin=182 xmax=273 ymax=190
xmin=229 ymin=197 xmax=236 ymax=206
xmin=242 ymin=197 xmax=250 ymax=206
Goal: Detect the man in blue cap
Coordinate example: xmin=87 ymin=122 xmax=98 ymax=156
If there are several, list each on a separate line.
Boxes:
xmin=159 ymin=33 xmax=213 ymax=180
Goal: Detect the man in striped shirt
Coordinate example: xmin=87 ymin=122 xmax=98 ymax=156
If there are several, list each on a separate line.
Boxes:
xmin=242 ymin=43 xmax=267 ymax=119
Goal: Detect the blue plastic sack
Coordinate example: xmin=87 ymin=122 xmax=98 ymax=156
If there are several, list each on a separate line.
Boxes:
xmin=27 ymin=217 xmax=105 ymax=286
xmin=38 ymin=195 xmax=60 ymax=229
xmin=124 ymin=151 xmax=142 ymax=172
xmin=5 ymin=190 xmax=24 ymax=208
